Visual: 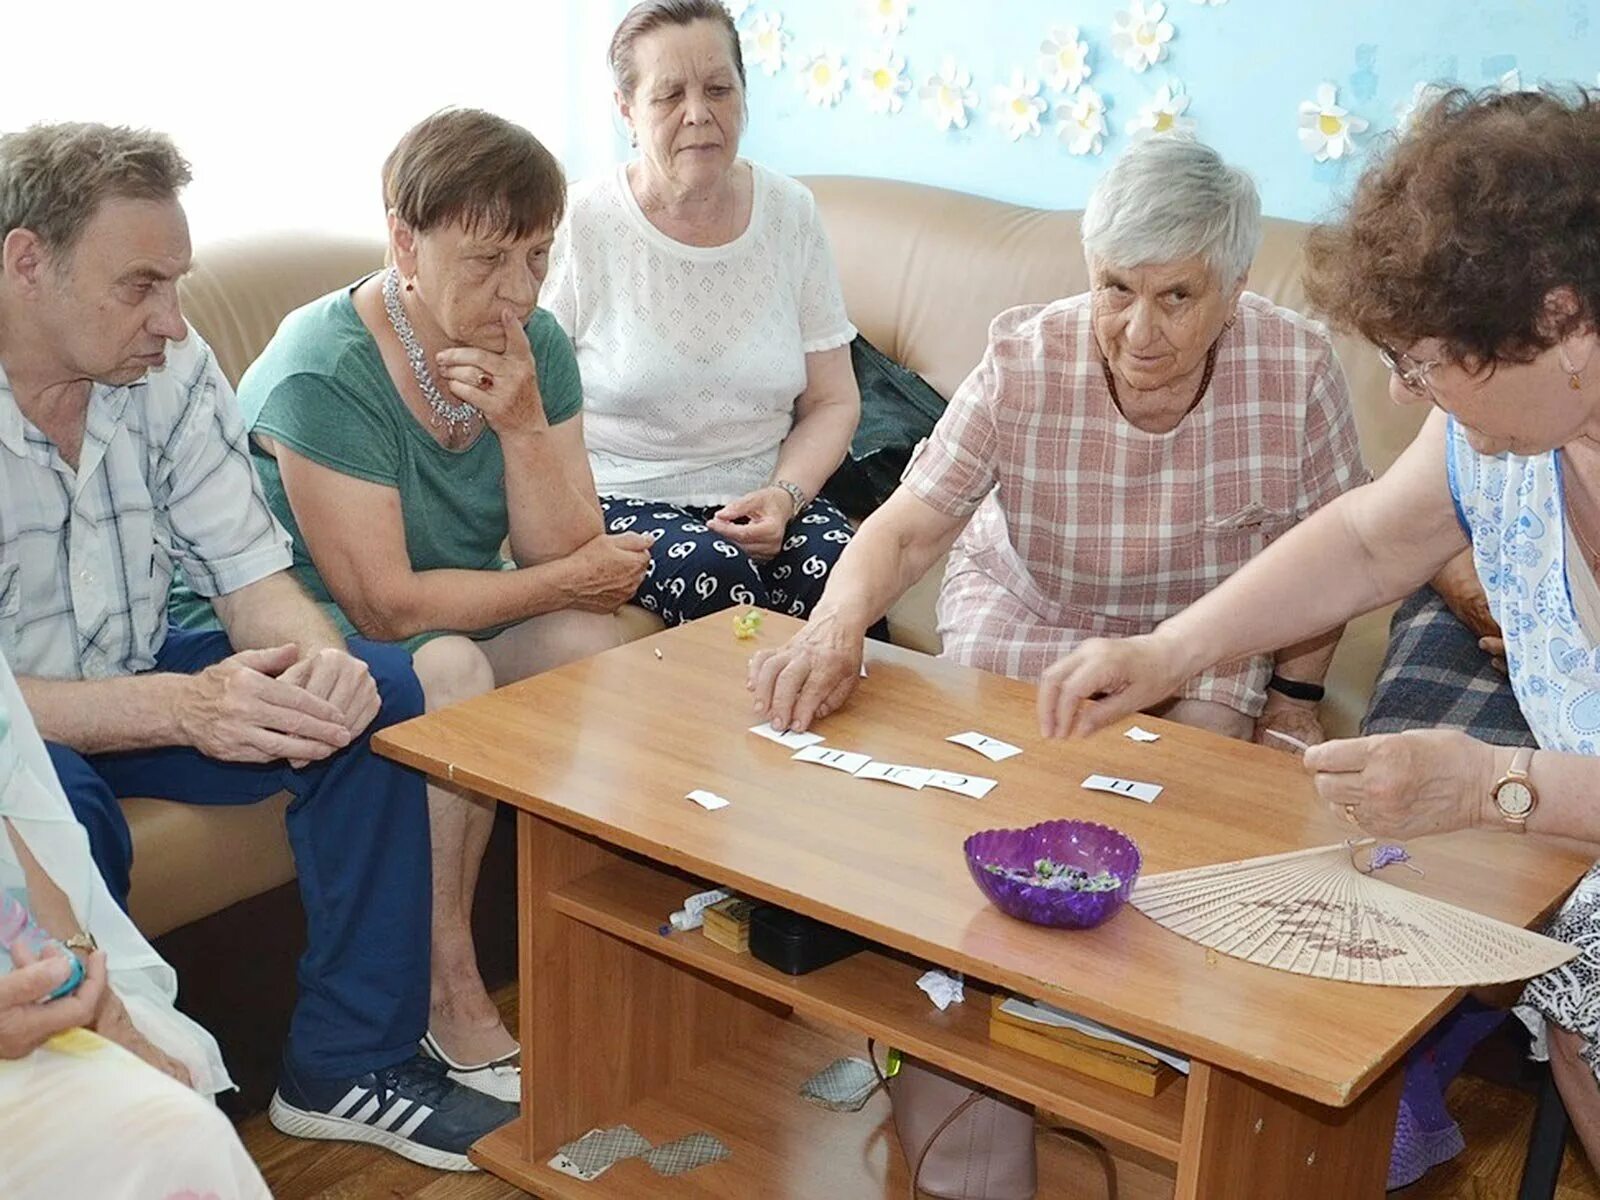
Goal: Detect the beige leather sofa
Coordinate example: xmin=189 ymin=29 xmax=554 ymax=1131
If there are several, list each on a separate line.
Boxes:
xmin=142 ymin=176 xmax=1425 ymax=1099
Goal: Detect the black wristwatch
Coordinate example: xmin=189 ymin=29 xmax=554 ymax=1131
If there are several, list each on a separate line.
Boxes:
xmin=1267 ymin=674 xmax=1325 ymax=703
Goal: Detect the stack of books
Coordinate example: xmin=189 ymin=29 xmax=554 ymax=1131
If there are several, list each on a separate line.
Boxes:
xmin=988 ymin=995 xmax=1186 ymax=1097
xmin=702 ymin=897 xmax=755 ymax=953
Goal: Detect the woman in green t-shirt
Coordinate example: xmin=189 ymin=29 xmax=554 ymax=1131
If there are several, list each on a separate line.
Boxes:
xmin=176 ymin=110 xmax=652 ymax=1104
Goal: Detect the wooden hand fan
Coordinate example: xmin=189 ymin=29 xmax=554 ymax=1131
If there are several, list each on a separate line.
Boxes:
xmin=1130 ymin=841 xmax=1577 ymax=987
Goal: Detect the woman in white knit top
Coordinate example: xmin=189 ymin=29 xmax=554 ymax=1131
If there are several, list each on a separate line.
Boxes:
xmin=544 ymin=0 xmax=863 ymax=627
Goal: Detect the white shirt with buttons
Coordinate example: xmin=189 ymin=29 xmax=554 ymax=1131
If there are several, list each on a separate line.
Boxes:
xmin=0 ymin=328 xmax=291 ymax=681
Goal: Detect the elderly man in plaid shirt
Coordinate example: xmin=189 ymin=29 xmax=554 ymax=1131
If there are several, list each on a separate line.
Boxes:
xmin=752 ymin=138 xmax=1367 ymax=742
xmin=0 ymin=123 xmax=514 ymax=1171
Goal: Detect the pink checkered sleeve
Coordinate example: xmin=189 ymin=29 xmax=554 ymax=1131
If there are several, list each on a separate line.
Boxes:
xmin=1295 ymin=346 xmax=1369 ymax=516
xmin=899 ymin=342 xmax=999 ymax=519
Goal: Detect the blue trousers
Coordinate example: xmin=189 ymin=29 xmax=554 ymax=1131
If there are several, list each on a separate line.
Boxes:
xmin=603 ymin=494 xmax=856 ymax=627
xmin=47 ymin=628 xmax=431 ymax=1082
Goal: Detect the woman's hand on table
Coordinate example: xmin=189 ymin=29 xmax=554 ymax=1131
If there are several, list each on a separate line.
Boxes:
xmin=1036 ymin=632 xmax=1192 ymax=739
xmin=0 ymin=944 xmax=106 ymax=1061
xmin=562 ymin=532 xmax=654 ymax=613
xmin=1255 ymin=693 xmax=1326 ymax=752
xmin=709 ymin=487 xmax=792 ymax=562
xmin=748 ymin=610 xmax=865 ymax=732
xmin=436 ymin=308 xmax=550 ymax=437
xmin=1302 ymin=729 xmax=1498 ymax=838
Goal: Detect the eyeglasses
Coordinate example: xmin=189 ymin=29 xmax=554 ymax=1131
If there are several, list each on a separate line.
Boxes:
xmin=1377 ymin=344 xmax=1442 ymax=399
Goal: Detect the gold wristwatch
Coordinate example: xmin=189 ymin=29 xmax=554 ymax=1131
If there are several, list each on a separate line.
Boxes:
xmin=1490 ymin=747 xmax=1538 ymax=832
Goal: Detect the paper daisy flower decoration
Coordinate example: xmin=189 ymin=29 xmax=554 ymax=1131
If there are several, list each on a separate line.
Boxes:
xmin=1394 ymin=81 xmax=1447 ymax=132
xmin=1039 ymin=26 xmax=1091 ymax=94
xmin=864 ymin=0 xmax=911 ymax=36
xmin=1058 ymin=86 xmax=1109 ymax=155
xmin=859 ymin=48 xmax=911 ymax=114
xmin=721 ymin=0 xmax=752 ymax=20
xmin=1127 ymin=82 xmax=1194 ymax=138
xmin=920 ymin=57 xmax=978 ymax=131
xmin=798 ymin=50 xmax=848 ymax=108
xmin=991 ymin=71 xmax=1047 ymax=141
xmin=742 ymin=12 xmax=790 ymax=77
xmin=1298 ymin=82 xmax=1369 ymax=162
xmin=1110 ymin=2 xmax=1174 ymax=73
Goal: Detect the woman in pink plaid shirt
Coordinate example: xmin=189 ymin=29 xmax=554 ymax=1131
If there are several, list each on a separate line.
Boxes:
xmin=751 ymin=138 xmax=1366 ymax=743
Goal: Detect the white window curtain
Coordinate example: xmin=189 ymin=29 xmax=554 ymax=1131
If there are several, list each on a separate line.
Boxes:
xmin=1 ymin=0 xmax=626 ymax=244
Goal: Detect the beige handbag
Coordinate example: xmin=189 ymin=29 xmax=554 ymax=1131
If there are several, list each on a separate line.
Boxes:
xmin=869 ymin=1041 xmax=1038 ymax=1200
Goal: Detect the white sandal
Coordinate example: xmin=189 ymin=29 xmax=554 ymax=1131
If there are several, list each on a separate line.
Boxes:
xmin=419 ymin=1031 xmax=521 ymax=1104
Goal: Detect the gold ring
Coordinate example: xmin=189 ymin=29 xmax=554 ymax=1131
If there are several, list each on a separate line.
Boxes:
xmin=1343 ymin=804 xmax=1359 ymax=825
xmin=478 ymin=371 xmax=493 ymax=389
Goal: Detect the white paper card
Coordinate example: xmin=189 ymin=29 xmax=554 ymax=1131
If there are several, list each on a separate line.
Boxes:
xmin=685 ymin=789 xmax=731 ymax=811
xmin=748 ymin=722 xmax=825 ymax=750
xmin=853 ymin=762 xmax=933 ymax=789
xmin=1081 ymin=774 xmax=1163 ymax=803
xmin=791 ymin=746 xmax=873 ymax=774
xmin=1125 ymin=726 xmax=1161 ymax=743
xmin=946 ymin=731 xmax=1023 ymax=762
xmin=925 ymin=770 xmax=998 ymax=799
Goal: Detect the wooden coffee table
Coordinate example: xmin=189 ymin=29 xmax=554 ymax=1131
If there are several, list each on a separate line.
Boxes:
xmin=374 ymin=613 xmax=1592 ymax=1198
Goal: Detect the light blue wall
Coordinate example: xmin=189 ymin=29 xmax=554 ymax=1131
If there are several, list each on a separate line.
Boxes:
xmin=720 ymin=0 xmax=1599 ymax=221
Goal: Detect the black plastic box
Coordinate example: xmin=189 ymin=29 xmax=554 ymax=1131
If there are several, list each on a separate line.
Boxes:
xmin=749 ymin=905 xmax=865 ymax=975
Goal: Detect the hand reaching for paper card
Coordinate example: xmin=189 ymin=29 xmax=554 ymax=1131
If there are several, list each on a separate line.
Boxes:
xmin=747 ymin=610 xmax=865 ymax=732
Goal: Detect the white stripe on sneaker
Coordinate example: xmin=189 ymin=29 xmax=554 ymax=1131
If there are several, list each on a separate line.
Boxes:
xmin=373 ymin=1099 xmax=413 ymax=1131
xmin=395 ymin=1106 xmax=434 ymax=1139
xmin=350 ymin=1096 xmax=383 ymax=1124
xmin=328 ymin=1086 xmax=371 ymax=1119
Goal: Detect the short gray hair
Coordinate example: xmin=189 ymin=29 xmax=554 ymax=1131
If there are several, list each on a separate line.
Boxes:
xmin=0 ymin=122 xmax=191 ymax=255
xmin=1081 ymin=138 xmax=1261 ymax=287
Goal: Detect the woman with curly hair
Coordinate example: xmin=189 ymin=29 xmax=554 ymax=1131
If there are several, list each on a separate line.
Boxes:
xmin=1034 ymin=87 xmax=1600 ymax=1178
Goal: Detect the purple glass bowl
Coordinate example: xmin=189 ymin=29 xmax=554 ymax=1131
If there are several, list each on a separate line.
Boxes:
xmin=964 ymin=820 xmax=1142 ymax=930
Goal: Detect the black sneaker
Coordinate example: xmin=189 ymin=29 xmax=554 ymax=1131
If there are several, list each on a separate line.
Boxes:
xmin=269 ymin=1052 xmax=517 ymax=1171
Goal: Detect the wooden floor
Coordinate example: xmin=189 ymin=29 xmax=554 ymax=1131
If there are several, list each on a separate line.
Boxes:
xmin=237 ymin=986 xmax=1600 ymax=1199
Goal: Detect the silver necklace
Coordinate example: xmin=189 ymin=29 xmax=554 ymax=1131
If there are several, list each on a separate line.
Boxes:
xmin=381 ymin=267 xmax=478 ymax=433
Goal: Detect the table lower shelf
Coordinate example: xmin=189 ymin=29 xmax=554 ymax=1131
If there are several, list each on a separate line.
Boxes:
xmin=548 ymin=855 xmax=1188 ymax=1161
xmin=475 ymin=1017 xmax=1175 ymax=1199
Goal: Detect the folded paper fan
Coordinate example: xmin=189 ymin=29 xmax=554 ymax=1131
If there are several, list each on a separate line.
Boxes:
xmin=1130 ymin=842 xmax=1578 ymax=987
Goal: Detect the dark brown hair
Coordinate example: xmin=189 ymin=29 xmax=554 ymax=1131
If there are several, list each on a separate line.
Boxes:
xmin=382 ymin=109 xmax=564 ymax=241
xmin=608 ymin=0 xmax=746 ymax=99
xmin=0 ymin=122 xmax=191 ymax=253
xmin=1303 ymin=87 xmax=1600 ymax=368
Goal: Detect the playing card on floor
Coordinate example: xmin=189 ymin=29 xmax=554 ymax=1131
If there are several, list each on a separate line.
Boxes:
xmin=643 ymin=1132 xmax=732 ymax=1176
